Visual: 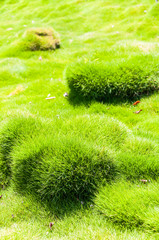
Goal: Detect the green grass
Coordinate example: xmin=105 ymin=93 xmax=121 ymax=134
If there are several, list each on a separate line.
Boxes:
xmin=11 ymin=134 xmax=116 ymax=201
xmin=65 ymin=55 xmax=159 ymax=102
xmin=95 ymin=181 xmax=159 ymax=231
xmin=1 ymin=188 xmax=159 ymax=240
xmin=0 ymin=0 xmax=159 ymax=239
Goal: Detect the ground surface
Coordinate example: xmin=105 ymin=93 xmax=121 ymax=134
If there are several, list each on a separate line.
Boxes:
xmin=0 ymin=0 xmax=159 ymax=239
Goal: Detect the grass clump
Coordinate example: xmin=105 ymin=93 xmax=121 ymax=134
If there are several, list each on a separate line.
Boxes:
xmin=19 ymin=28 xmax=60 ymax=51
xmin=0 ymin=115 xmax=44 ymax=186
xmin=11 ymin=135 xmax=116 ymax=202
xmin=65 ymin=56 xmax=159 ymax=102
xmin=117 ymin=136 xmax=159 ymax=180
xmin=64 ymin=114 xmax=131 ymax=150
xmin=95 ymin=181 xmax=159 ymax=231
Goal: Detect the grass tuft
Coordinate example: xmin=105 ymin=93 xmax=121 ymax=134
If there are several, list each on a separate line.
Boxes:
xmin=95 ymin=181 xmax=159 ymax=231
xmin=0 ymin=115 xmax=44 ymax=186
xmin=11 ymin=135 xmax=117 ymax=202
xmin=65 ymin=55 xmax=159 ymax=103
xmin=16 ymin=27 xmax=60 ymax=51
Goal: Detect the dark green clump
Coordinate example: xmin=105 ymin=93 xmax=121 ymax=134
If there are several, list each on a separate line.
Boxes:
xmin=12 ymin=136 xmax=116 ymax=202
xmin=21 ymin=28 xmax=60 ymax=51
xmin=65 ymin=57 xmax=159 ymax=102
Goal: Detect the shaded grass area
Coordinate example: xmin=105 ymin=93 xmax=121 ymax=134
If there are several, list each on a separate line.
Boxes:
xmin=0 ymin=188 xmax=159 ymax=240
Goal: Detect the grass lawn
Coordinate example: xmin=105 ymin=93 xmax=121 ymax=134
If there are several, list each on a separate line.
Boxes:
xmin=0 ymin=0 xmax=159 ymax=239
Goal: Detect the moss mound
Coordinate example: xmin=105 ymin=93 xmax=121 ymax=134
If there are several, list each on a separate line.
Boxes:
xmin=22 ymin=28 xmax=60 ymax=51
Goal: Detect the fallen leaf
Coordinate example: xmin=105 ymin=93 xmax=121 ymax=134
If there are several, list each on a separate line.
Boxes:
xmin=8 ymin=85 xmax=24 ymax=97
xmin=49 ymin=222 xmax=54 ymax=230
xmin=133 ymin=101 xmax=140 ymax=106
xmin=133 ymin=109 xmax=142 ymax=114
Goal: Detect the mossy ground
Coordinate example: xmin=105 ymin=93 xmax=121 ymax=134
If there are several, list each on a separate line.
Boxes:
xmin=20 ymin=27 xmax=60 ymax=51
xmin=0 ymin=0 xmax=159 ymax=239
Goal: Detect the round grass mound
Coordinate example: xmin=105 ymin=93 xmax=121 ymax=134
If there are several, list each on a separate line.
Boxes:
xmin=65 ymin=56 xmax=159 ymax=102
xmin=95 ymin=181 xmax=159 ymax=231
xmin=0 ymin=115 xmax=45 ymax=186
xmin=64 ymin=114 xmax=131 ymax=150
xmin=11 ymin=135 xmax=117 ymax=201
xmin=21 ymin=27 xmax=60 ymax=51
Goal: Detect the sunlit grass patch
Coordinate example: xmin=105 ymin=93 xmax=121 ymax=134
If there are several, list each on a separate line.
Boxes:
xmin=63 ymin=114 xmax=131 ymax=150
xmin=65 ymin=55 xmax=159 ymax=103
xmin=95 ymin=181 xmax=159 ymax=231
xmin=134 ymin=117 xmax=159 ymax=142
xmin=117 ymin=134 xmax=159 ymax=180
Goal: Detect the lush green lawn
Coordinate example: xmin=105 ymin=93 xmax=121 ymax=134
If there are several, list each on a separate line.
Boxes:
xmin=0 ymin=0 xmax=159 ymax=239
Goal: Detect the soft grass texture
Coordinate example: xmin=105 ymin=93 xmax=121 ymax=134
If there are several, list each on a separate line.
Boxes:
xmin=11 ymin=134 xmax=116 ymax=201
xmin=0 ymin=115 xmax=48 ymax=186
xmin=0 ymin=188 xmax=159 ymax=240
xmin=0 ymin=0 xmax=159 ymax=239
xmin=18 ymin=27 xmax=60 ymax=51
xmin=95 ymin=181 xmax=159 ymax=232
xmin=65 ymin=56 xmax=159 ymax=102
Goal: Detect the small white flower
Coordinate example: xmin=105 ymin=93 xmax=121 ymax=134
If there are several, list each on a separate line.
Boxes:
xmin=63 ymin=92 xmax=68 ymax=97
xmin=39 ymin=56 xmax=42 ymax=61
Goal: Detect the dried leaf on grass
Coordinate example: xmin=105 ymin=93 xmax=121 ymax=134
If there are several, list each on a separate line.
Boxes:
xmin=8 ymin=85 xmax=24 ymax=97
